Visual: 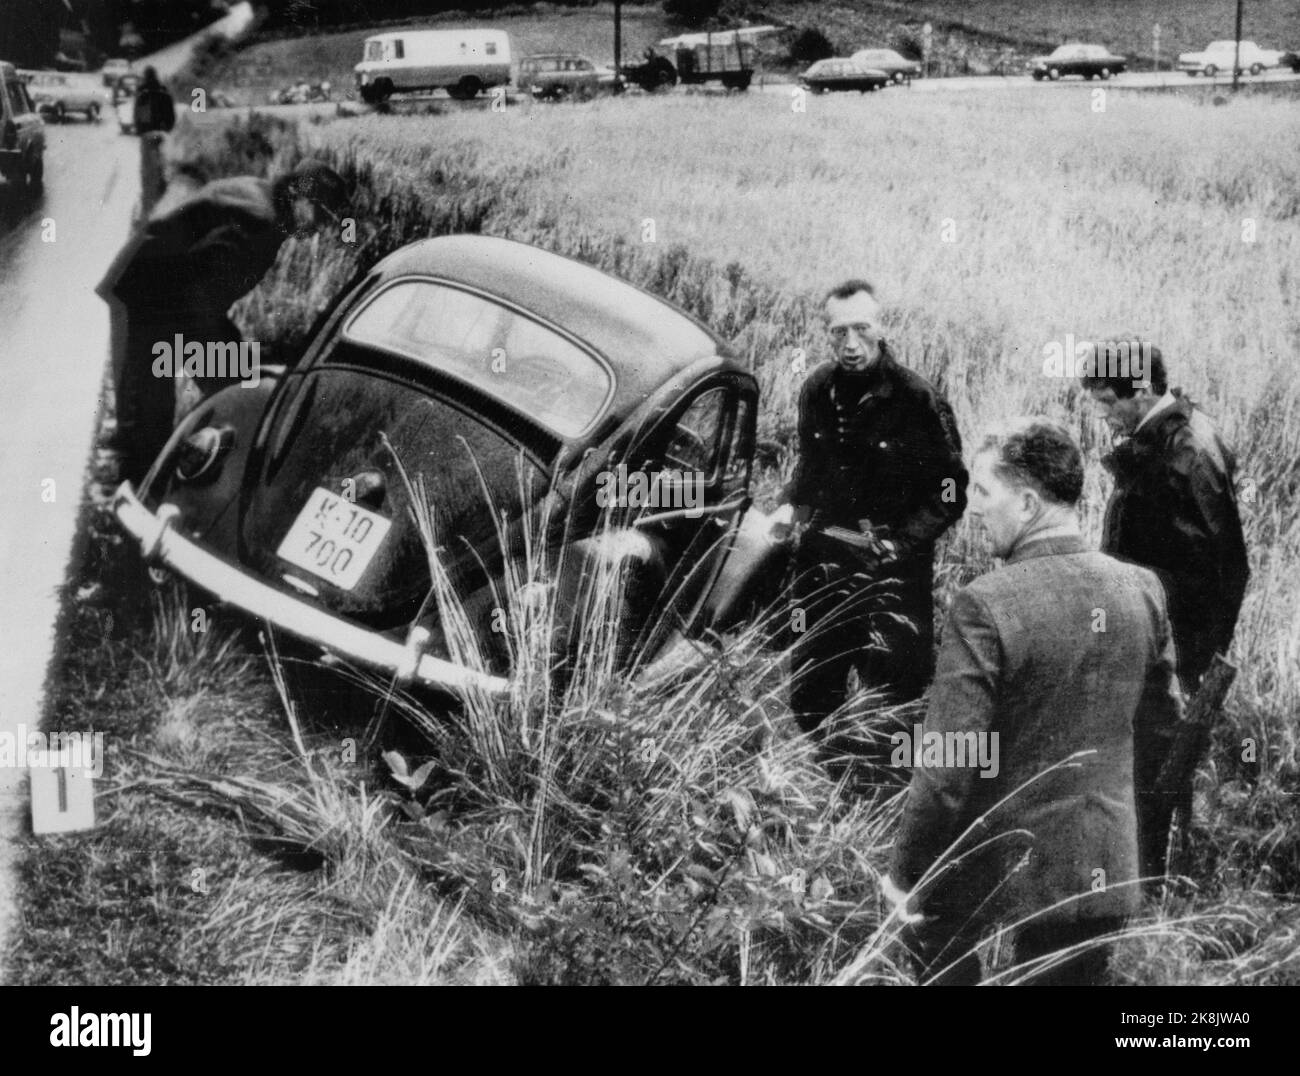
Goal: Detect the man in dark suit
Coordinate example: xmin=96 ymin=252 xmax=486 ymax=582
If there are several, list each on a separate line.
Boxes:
xmin=884 ymin=419 xmax=1183 ymax=985
xmin=770 ymin=280 xmax=966 ymax=737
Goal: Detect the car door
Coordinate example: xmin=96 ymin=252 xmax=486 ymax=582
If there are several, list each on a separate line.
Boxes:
xmin=623 ymin=376 xmax=756 ymax=657
xmin=5 ymin=77 xmax=42 ymax=162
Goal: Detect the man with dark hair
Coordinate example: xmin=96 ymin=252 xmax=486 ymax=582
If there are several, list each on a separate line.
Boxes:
xmin=1081 ymin=340 xmax=1249 ymax=883
xmin=132 ymin=66 xmax=174 ymax=134
xmin=98 ymin=159 xmax=350 ymax=483
xmin=770 ymin=279 xmax=966 ymax=737
xmin=1081 ymin=342 xmax=1249 ymax=693
xmin=883 ymin=418 xmax=1182 ymax=984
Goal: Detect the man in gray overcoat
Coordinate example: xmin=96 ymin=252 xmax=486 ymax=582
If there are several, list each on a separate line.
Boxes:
xmin=884 ymin=418 xmax=1183 ymax=985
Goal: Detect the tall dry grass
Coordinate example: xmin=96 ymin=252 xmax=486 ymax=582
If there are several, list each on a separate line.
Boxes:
xmin=154 ymin=87 xmax=1300 ymax=981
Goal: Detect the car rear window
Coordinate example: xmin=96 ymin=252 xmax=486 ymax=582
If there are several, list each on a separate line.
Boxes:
xmin=343 ymin=279 xmax=614 ymax=439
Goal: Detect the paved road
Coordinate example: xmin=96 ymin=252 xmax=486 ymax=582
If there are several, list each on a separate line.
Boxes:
xmin=0 ymin=2 xmax=256 ymax=981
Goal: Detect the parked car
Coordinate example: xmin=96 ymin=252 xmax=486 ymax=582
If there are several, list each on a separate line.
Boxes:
xmin=0 ymin=62 xmax=45 ymax=193
xmin=1280 ymin=50 xmax=1300 ymax=73
xmin=800 ymin=58 xmax=890 ymax=94
xmin=849 ymin=48 xmax=921 ymax=84
xmin=22 ymin=71 xmax=104 ymax=122
xmin=272 ymin=80 xmax=332 ymax=104
xmin=112 ymin=235 xmax=779 ymax=700
xmin=1030 ymin=43 xmax=1126 ymax=80
xmin=102 ymin=57 xmax=132 ymax=87
xmin=355 ymin=28 xmax=512 ymax=102
xmin=519 ymin=53 xmax=622 ymax=100
xmin=1178 ymin=40 xmax=1284 ymax=76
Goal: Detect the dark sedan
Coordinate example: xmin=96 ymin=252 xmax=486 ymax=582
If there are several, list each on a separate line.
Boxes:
xmin=1030 ymin=43 xmax=1126 ymax=80
xmin=800 ymin=58 xmax=890 ymax=94
xmin=849 ymin=48 xmax=921 ymax=84
xmin=113 ymin=236 xmax=777 ymax=700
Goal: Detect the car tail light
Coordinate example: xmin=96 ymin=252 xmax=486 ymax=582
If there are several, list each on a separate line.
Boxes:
xmin=175 ymin=426 xmax=234 ymax=481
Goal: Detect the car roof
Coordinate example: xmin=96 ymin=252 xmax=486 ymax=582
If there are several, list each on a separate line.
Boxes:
xmin=364 ymin=236 xmax=731 ymax=421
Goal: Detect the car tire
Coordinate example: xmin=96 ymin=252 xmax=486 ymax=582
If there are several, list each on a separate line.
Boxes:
xmin=1032 ymin=71 xmax=1044 ymax=81
xmin=450 ymin=76 xmax=482 ymax=100
xmin=1204 ymin=64 xmax=1218 ymax=77
xmin=1048 ymin=67 xmax=1061 ymax=80
xmin=1249 ymin=63 xmax=1262 ymax=76
xmin=25 ymin=152 xmax=43 ymax=194
xmin=892 ymin=71 xmax=906 ymax=84
xmin=88 ymin=101 xmax=101 ymax=121
xmin=1100 ymin=68 xmax=1111 ymax=80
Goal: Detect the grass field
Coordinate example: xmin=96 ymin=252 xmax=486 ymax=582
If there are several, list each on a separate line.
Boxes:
xmin=8 ymin=83 xmax=1300 ymax=985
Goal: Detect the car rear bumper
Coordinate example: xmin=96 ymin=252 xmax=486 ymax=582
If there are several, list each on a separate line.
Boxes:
xmin=113 ymin=482 xmax=511 ymax=700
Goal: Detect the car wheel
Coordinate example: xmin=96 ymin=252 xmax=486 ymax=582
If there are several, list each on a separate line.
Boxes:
xmin=450 ymin=76 xmax=482 ymax=100
xmin=25 ymin=152 xmax=43 ymax=194
xmin=1048 ymin=67 xmax=1061 ymax=80
xmin=1249 ymin=63 xmax=1262 ymax=76
xmin=1204 ymin=64 xmax=1218 ymax=77
xmin=1032 ymin=71 xmax=1044 ymax=81
xmin=1100 ymin=67 xmax=1111 ymax=79
xmin=892 ymin=71 xmax=906 ymax=84
xmin=88 ymin=101 xmax=101 ymax=121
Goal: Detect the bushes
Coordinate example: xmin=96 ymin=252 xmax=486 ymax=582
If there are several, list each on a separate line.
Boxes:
xmin=663 ymin=0 xmax=722 ymax=29
xmin=789 ymin=26 xmax=836 ymax=65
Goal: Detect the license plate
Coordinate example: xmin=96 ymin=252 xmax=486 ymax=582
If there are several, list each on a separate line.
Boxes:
xmin=276 ymin=487 xmax=392 ymax=591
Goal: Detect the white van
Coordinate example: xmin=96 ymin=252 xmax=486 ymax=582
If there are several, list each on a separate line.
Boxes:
xmin=355 ymin=29 xmax=512 ymax=102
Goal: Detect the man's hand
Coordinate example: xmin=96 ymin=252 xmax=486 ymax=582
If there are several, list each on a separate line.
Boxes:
xmin=880 ymin=873 xmax=923 ymax=925
xmin=769 ymin=503 xmax=808 ymax=544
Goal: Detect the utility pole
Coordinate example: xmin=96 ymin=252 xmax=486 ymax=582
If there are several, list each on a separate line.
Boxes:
xmin=614 ymin=0 xmax=622 ymax=76
xmin=1232 ymin=0 xmax=1244 ymax=91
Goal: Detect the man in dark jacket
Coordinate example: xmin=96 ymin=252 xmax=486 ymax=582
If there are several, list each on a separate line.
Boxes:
xmin=770 ymin=280 xmax=966 ymax=735
xmin=132 ymin=66 xmax=175 ymax=134
xmin=98 ymin=160 xmax=349 ymax=484
xmin=884 ymin=419 xmax=1182 ymax=985
xmin=1082 ymin=342 xmax=1249 ymax=882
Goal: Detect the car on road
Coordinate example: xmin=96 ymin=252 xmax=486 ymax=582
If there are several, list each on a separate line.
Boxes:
xmin=1178 ymin=40 xmax=1284 ymax=76
xmin=519 ymin=53 xmax=622 ymax=100
xmin=800 ymin=58 xmax=890 ymax=94
xmin=849 ymin=48 xmax=921 ymax=84
xmin=22 ymin=71 xmax=104 ymax=122
xmin=1281 ymin=50 xmax=1300 ymax=73
xmin=102 ymin=58 xmax=132 ymax=87
xmin=113 ymin=235 xmax=776 ymax=700
xmin=1030 ymin=43 xmax=1126 ymax=80
xmin=0 ymin=62 xmax=45 ymax=194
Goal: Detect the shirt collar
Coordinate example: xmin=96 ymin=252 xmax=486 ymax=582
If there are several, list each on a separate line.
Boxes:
xmin=1135 ymin=390 xmax=1177 ymax=433
xmin=1005 ymin=530 xmax=1089 ymax=565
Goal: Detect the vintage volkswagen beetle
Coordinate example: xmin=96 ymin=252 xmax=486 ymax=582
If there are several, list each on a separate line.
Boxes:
xmin=113 ymin=235 xmax=777 ymax=699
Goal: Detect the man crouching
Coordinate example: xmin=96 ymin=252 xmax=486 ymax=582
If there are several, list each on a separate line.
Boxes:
xmin=883 ymin=419 xmax=1183 ymax=985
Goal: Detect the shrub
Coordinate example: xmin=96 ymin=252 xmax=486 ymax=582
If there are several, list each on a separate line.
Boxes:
xmin=789 ymin=27 xmax=835 ymax=65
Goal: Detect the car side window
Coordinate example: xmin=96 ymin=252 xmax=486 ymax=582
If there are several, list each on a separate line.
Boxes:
xmin=663 ymin=387 xmax=729 ymax=479
xmin=7 ymin=80 xmax=29 ymax=117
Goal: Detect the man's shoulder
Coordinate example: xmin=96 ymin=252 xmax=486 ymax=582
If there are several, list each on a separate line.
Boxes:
xmin=967 ymin=548 xmax=1164 ymax=610
xmin=149 ymin=176 xmax=276 ymax=231
xmin=887 ymin=358 xmax=955 ymax=414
